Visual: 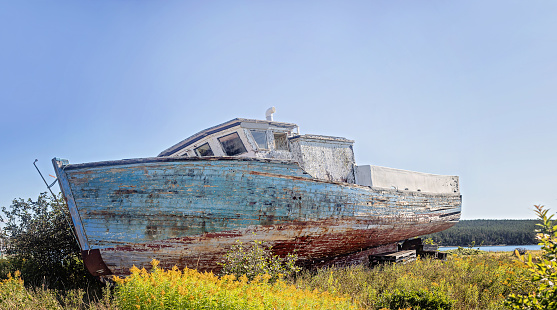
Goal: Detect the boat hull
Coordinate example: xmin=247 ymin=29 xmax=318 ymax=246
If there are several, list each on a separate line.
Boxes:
xmin=53 ymin=157 xmax=461 ymax=276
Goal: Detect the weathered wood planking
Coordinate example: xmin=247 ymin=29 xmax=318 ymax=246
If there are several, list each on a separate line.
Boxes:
xmin=53 ymin=156 xmax=460 ymax=276
xmin=370 ymin=250 xmax=417 ymax=265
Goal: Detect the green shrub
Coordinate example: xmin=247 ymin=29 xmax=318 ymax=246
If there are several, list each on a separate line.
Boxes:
xmin=505 ymin=205 xmax=557 ymax=309
xmin=0 ymin=259 xmax=13 ymax=280
xmin=379 ymin=288 xmax=455 ymax=310
xmin=0 ymin=193 xmax=98 ymax=290
xmin=219 ymin=239 xmax=301 ymax=282
xmin=423 ymin=237 xmax=436 ymax=245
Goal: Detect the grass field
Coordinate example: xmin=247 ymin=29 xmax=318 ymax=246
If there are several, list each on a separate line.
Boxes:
xmin=0 ymin=251 xmax=538 ymax=310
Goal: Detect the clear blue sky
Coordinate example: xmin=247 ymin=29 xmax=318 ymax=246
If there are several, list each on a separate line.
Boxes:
xmin=1 ymin=1 xmax=556 ymax=220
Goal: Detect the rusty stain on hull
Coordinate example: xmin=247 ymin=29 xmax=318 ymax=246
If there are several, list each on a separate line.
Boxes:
xmin=53 ymin=156 xmax=461 ymax=277
xmin=99 ymin=216 xmax=456 ymax=275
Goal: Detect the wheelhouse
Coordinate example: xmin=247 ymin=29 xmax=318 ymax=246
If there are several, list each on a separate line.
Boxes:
xmin=158 ymin=118 xmax=357 ymax=183
xmin=158 ymin=118 xmax=300 ymax=160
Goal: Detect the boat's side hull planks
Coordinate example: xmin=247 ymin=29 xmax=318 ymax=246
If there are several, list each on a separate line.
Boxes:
xmin=54 ymin=157 xmax=461 ymax=276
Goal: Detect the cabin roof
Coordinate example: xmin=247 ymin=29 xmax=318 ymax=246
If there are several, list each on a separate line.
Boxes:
xmin=290 ymin=134 xmax=354 ymax=144
xmin=158 ymin=118 xmax=298 ymax=157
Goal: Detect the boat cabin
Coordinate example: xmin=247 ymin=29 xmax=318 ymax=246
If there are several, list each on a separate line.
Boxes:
xmin=159 ymin=117 xmax=459 ymax=194
xmin=158 ymin=118 xmax=356 ymax=183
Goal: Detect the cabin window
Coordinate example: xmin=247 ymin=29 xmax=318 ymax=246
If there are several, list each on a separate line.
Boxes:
xmin=218 ymin=132 xmax=247 ymax=156
xmin=195 ymin=143 xmax=214 ymax=156
xmin=274 ymin=133 xmax=289 ymax=151
xmin=250 ymin=130 xmax=268 ymax=149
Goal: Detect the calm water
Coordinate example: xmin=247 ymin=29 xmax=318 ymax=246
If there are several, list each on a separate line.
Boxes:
xmin=439 ymin=244 xmax=542 ymax=252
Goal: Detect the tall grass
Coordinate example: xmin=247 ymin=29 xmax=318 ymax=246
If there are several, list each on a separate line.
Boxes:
xmin=294 ymin=253 xmax=535 ymax=310
xmin=0 ymin=253 xmax=538 ymax=309
xmin=0 ymin=270 xmax=117 ymax=310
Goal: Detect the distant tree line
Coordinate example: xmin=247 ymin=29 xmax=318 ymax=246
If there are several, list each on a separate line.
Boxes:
xmin=422 ymin=219 xmax=540 ymax=246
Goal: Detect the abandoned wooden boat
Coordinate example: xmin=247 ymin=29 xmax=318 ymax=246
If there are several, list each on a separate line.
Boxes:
xmin=53 ymin=112 xmax=461 ymax=277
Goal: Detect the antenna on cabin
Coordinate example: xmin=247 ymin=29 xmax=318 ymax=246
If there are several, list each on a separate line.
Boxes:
xmin=266 ymin=107 xmax=276 ymax=121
